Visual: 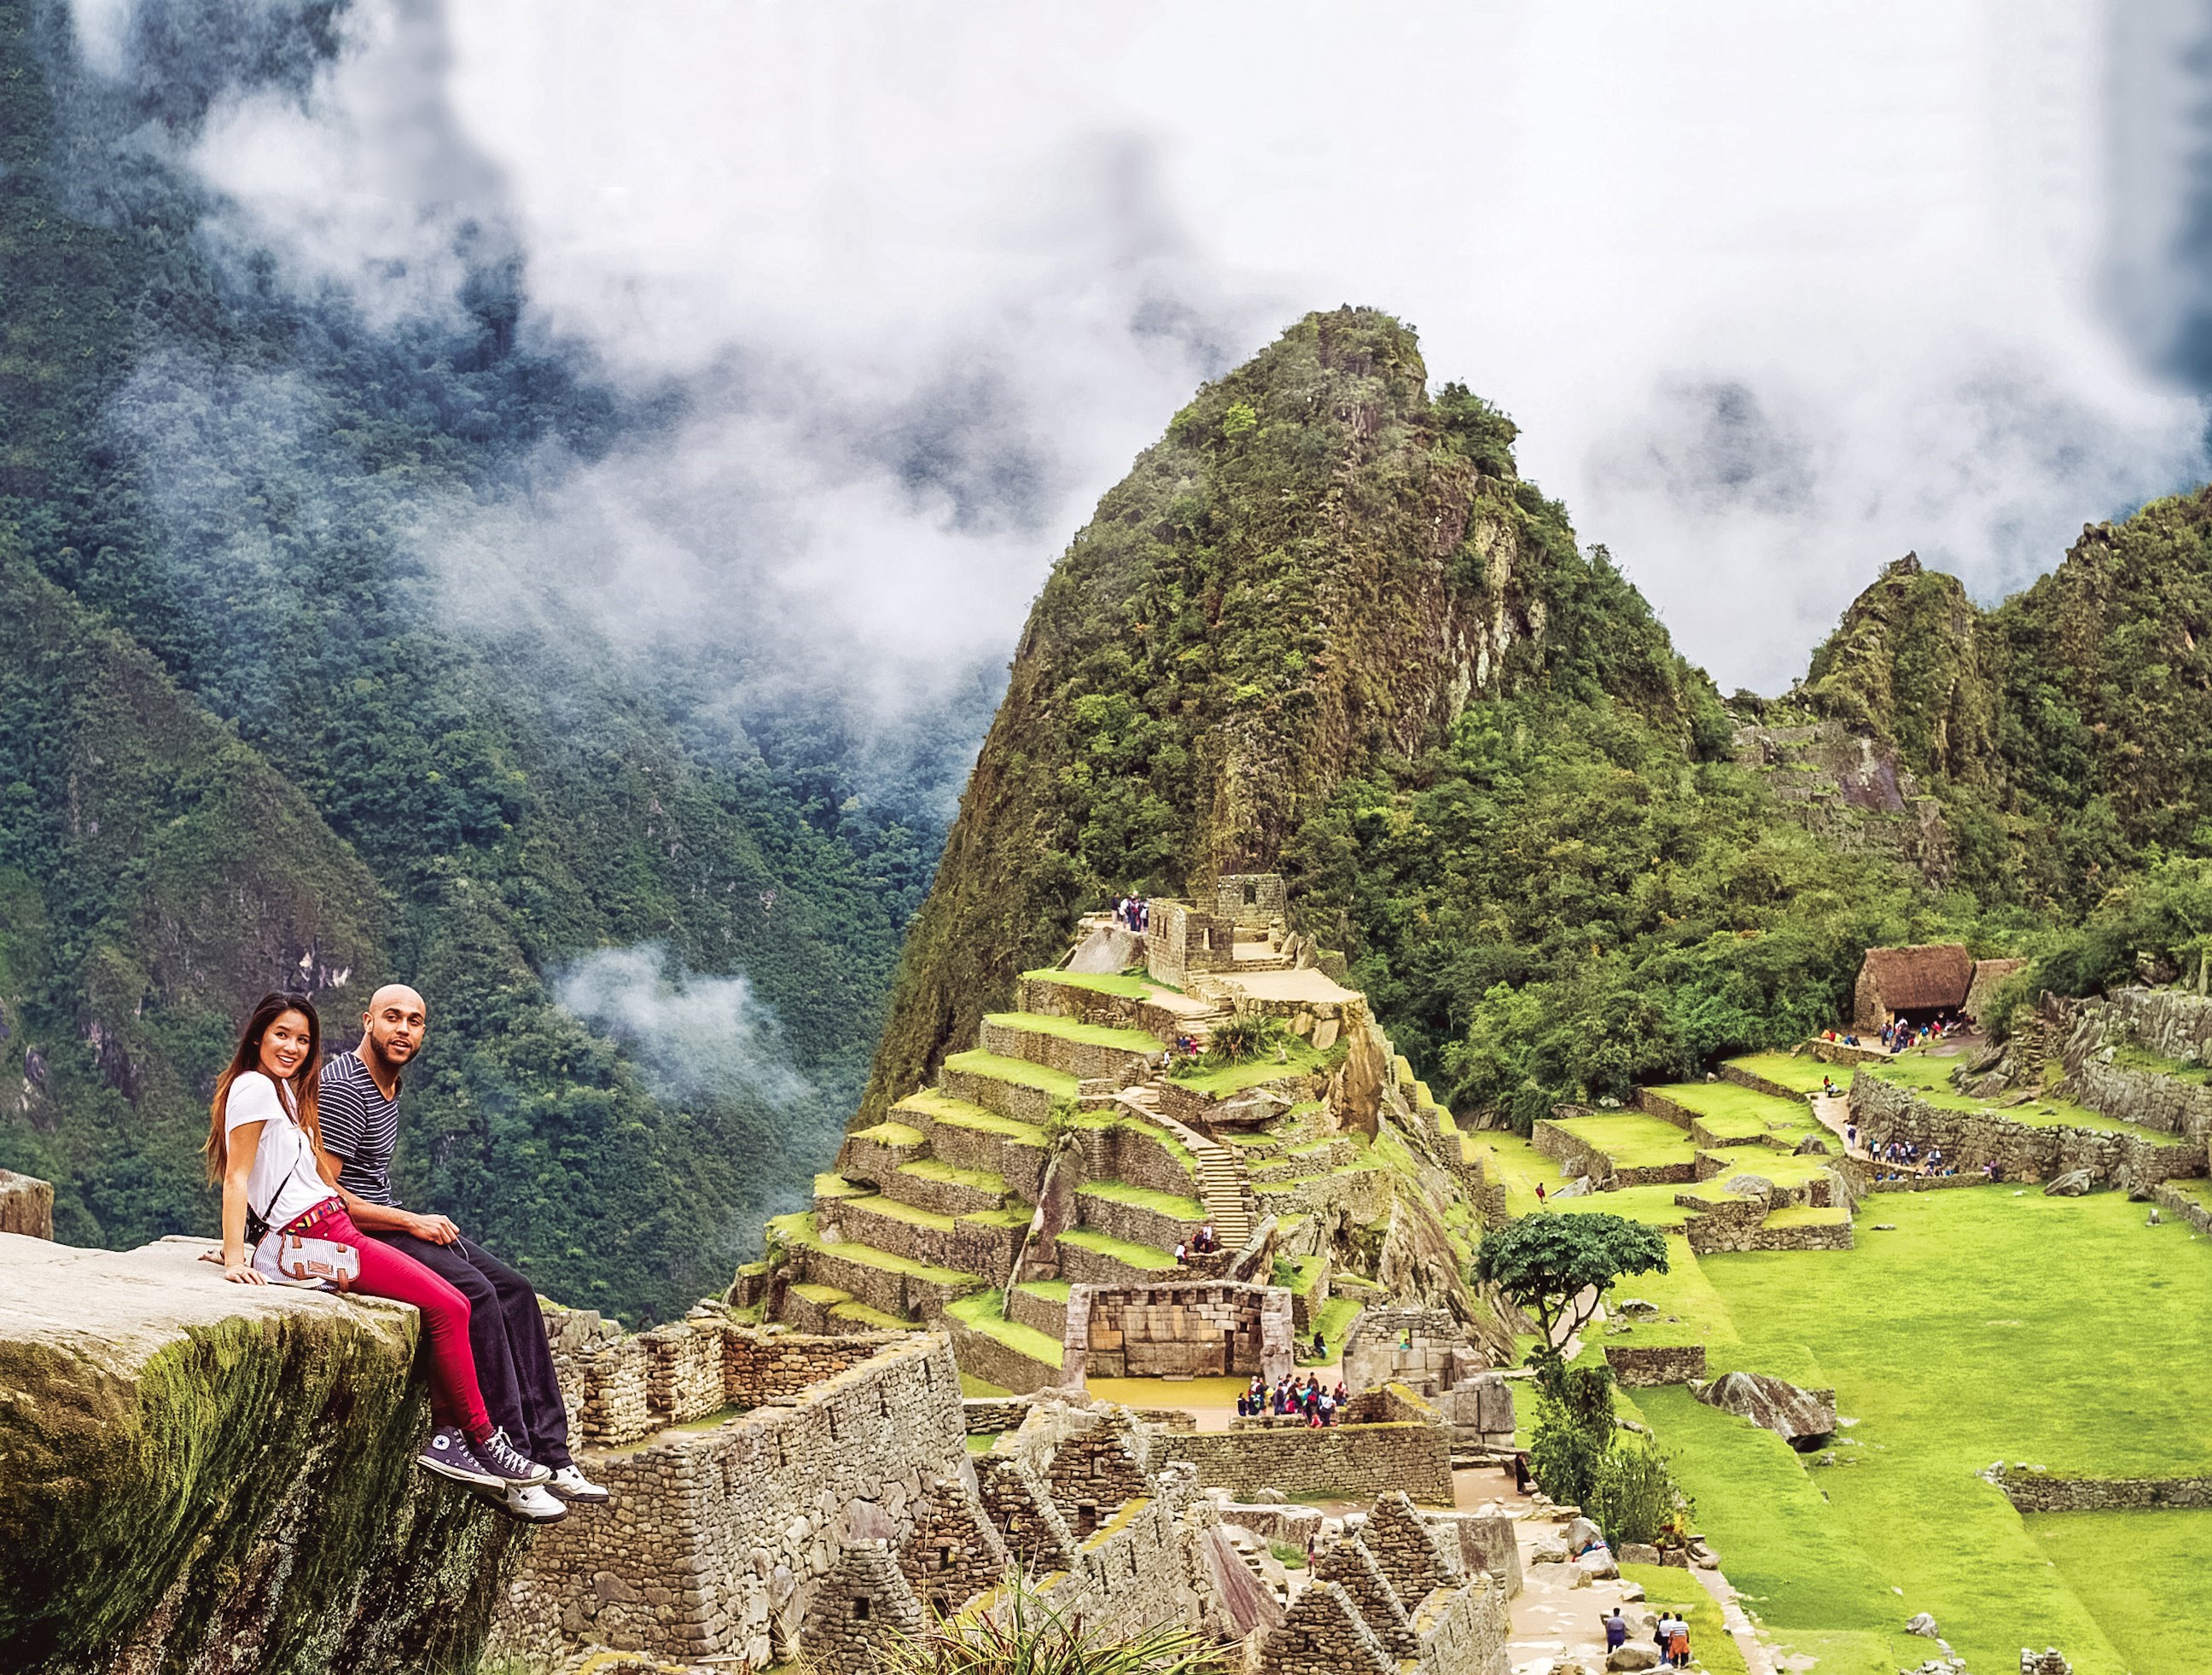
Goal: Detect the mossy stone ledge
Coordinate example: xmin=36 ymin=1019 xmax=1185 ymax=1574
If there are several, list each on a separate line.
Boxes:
xmin=0 ymin=1233 xmax=526 ymax=1673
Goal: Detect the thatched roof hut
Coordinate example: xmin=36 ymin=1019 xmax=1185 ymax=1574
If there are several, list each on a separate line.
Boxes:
xmin=1853 ymin=943 xmax=1973 ymax=1030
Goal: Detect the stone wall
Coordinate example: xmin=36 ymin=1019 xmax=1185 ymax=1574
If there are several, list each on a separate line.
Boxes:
xmin=0 ymin=1169 xmax=54 ymax=1239
xmin=2153 ymin=1182 xmax=2212 ymax=1236
xmin=1604 ymin=1342 xmax=1707 ymax=1386
xmin=1214 ymin=872 xmax=1288 ymax=927
xmin=1064 ymin=1281 xmax=1295 ymax=1383
xmin=1850 ymin=1071 xmax=2205 ymax=1187
xmin=1633 ymin=1088 xmax=1697 ymax=1126
xmin=1017 ymin=976 xmax=1188 ymax=1046
xmin=491 ymin=1332 xmax=980 ymax=1669
xmin=1992 ymin=1468 xmax=2212 ymax=1513
xmin=1144 ymin=900 xmax=1235 ymax=990
xmin=1341 ymin=1308 xmax=1484 ymax=1396
xmin=1155 ymin=1422 xmax=1454 ymax=1504
xmin=943 ymin=1311 xmax=1062 ymax=1394
xmin=1717 ymin=1063 xmax=1815 ymax=1103
xmin=1533 ymin=1119 xmax=1696 ymax=1187
xmin=2058 ymin=990 xmax=2212 ymax=1138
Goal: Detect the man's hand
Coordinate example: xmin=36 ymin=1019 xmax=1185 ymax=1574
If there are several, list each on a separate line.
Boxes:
xmin=410 ymin=1213 xmax=462 ymax=1245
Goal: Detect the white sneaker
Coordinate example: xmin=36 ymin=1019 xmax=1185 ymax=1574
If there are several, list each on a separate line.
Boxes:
xmin=547 ymin=1464 xmax=612 ymax=1504
xmin=504 ymin=1482 xmax=568 ymax=1523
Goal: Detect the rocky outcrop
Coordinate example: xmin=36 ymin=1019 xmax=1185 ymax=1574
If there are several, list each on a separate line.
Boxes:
xmin=1691 ymin=1370 xmax=1837 ymax=1450
xmin=0 ymin=1170 xmax=53 ymax=1240
xmin=0 ymin=1234 xmax=524 ymax=1674
xmin=1850 ymin=1068 xmax=2203 ymax=1188
xmin=2056 ymin=988 xmax=2212 ymax=1140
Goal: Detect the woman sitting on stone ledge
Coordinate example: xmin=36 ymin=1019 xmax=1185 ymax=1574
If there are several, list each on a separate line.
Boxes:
xmin=206 ymin=992 xmax=557 ymax=1516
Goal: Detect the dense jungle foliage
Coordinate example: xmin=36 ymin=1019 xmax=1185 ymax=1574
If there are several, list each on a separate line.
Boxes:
xmin=0 ymin=0 xmax=934 ymax=1321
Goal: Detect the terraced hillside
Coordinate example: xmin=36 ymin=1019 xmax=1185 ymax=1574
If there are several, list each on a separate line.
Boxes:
xmin=733 ymin=889 xmax=1511 ymax=1389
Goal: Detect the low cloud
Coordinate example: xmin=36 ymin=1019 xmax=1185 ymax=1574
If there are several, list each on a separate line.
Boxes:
xmin=553 ymin=945 xmax=812 ymax=1111
xmin=73 ymin=0 xmax=2212 ymax=709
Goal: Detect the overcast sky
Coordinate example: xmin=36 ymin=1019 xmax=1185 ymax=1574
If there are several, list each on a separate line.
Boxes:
xmin=83 ymin=0 xmax=2212 ymax=695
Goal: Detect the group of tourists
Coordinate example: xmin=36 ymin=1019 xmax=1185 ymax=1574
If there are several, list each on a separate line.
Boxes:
xmin=1112 ymin=897 xmax=1151 ymax=933
xmin=1173 ymin=1224 xmax=1222 ymax=1264
xmin=1603 ymin=1606 xmax=1693 ymax=1666
xmin=1881 ymin=1014 xmax=1959 ymax=1051
xmin=206 ymin=986 xmax=609 ymax=1524
xmin=1240 ymin=1373 xmax=1348 ymax=1426
xmin=1847 ymin=1126 xmax=1974 ymax=1180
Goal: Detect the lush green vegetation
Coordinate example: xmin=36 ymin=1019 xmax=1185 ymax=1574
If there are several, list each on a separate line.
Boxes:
xmin=2026 ymin=1510 xmax=2212 ymax=1675
xmin=1634 ymin=1191 xmax=2212 ymax=1674
xmin=0 ymin=1 xmax=925 ymax=1322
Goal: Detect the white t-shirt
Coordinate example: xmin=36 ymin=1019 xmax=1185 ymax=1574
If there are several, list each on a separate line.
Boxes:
xmin=224 ymin=1071 xmax=333 ymax=1232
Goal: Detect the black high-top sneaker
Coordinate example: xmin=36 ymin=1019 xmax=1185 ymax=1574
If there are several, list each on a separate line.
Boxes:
xmin=416 ymin=1426 xmax=501 ymax=1489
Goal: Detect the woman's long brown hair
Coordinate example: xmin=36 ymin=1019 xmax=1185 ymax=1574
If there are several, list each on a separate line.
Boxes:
xmin=205 ymin=992 xmax=323 ymax=1184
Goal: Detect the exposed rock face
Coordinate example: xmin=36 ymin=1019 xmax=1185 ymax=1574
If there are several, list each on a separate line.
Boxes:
xmin=2043 ymin=1170 xmax=2092 ymax=1197
xmin=1691 ymin=1370 xmax=1837 ymax=1450
xmin=0 ymin=1235 xmax=523 ymax=1673
xmin=0 ymin=1171 xmax=53 ymax=1240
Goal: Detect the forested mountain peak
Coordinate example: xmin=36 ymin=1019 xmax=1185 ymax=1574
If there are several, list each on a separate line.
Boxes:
xmin=860 ymin=308 xmax=1781 ymax=1126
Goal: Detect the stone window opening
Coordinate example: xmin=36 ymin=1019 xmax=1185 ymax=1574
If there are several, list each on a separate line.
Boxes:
xmin=853 ymin=1596 xmax=870 ymax=1621
xmin=1243 ymin=881 xmax=1257 ymax=905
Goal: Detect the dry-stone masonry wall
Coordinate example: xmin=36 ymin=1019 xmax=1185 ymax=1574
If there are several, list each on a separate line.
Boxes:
xmin=1159 ymin=1422 xmax=1454 ymax=1503
xmin=489 ymin=1330 xmax=979 ymax=1668
xmin=1992 ymin=1468 xmax=2212 ymax=1512
xmin=1850 ymin=1071 xmax=2203 ymax=1187
xmin=1604 ymin=1343 xmax=1708 ymax=1386
xmin=1063 ymin=1280 xmax=1295 ymax=1382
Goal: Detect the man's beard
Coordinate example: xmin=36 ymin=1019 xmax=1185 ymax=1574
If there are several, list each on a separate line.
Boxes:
xmin=368 ymin=1036 xmax=416 ymax=1073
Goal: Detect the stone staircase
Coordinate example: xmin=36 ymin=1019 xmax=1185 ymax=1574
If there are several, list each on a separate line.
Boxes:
xmin=755 ymin=963 xmax=1254 ymax=1379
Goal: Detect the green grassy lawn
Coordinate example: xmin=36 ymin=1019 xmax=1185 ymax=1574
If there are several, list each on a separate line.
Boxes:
xmin=1616 ymin=1564 xmax=1751 ymax=1675
xmin=942 ymin=1049 xmax=1081 ymax=1099
xmin=898 ymin=1089 xmax=1050 ymax=1145
xmin=1297 ymin=1295 xmax=1363 ymax=1364
xmin=1167 ymin=1038 xmax=1328 ymax=1096
xmin=898 ymin=1157 xmax=1008 ymax=1194
xmin=1696 ymin=1148 xmax=1837 ymax=1189
xmin=1548 ymin=1113 xmax=1702 ymax=1169
xmin=984 ymin=1010 xmax=1162 ymax=1054
xmin=1015 ymin=1279 xmax=1072 ymax=1304
xmin=1861 ymin=1051 xmax=2193 ymax=1143
xmin=847 ymin=1120 xmax=924 ymax=1147
xmin=1726 ymin=1051 xmax=1836 ymax=1094
xmin=1550 ymin=1183 xmax=1698 ymax=1230
xmin=2110 ymin=1043 xmax=2212 ymax=1085
xmin=1464 ymin=1132 xmax=1569 ymax=1216
xmin=1078 ymin=1180 xmax=1205 ymax=1221
xmin=1020 ymin=968 xmax=1155 ymax=998
xmin=1653 ymin=1080 xmax=1811 ymax=1130
xmin=1055 ymin=1228 xmax=1179 ymax=1271
xmin=946 ymin=1291 xmax=1064 ymax=1367
xmin=1662 ymin=1190 xmax=2212 ymax=1675
xmin=1587 ymin=1233 xmax=1741 ymax=1352
xmin=1761 ymin=1204 xmax=1848 ymax=1228
xmin=2026 ymin=1509 xmax=2212 ymax=1673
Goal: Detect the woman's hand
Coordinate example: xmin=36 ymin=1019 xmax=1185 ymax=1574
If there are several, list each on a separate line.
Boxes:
xmin=224 ymin=1260 xmax=268 ymax=1285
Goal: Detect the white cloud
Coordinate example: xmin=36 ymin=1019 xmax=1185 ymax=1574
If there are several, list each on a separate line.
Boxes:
xmin=85 ymin=0 xmax=2212 ymax=696
xmin=553 ymin=945 xmax=812 ymax=1110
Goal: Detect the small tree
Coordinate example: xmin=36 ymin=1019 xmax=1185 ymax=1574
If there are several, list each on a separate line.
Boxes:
xmin=1474 ymin=1212 xmax=1668 ymax=1384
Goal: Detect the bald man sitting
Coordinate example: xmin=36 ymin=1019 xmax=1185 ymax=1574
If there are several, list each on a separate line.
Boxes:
xmin=318 ymin=986 xmax=608 ymax=1509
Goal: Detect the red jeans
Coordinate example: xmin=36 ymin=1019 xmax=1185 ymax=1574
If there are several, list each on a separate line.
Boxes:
xmin=276 ymin=1198 xmax=492 ymax=1440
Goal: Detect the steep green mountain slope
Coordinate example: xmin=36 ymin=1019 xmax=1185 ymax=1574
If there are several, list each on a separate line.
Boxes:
xmin=0 ymin=0 xmax=904 ymax=1321
xmin=1803 ymin=498 xmax=2212 ymax=911
xmin=862 ymin=308 xmax=1944 ymax=1125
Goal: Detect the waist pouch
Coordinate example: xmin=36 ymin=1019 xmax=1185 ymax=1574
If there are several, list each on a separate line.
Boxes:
xmin=252 ymin=1201 xmax=358 ymax=1288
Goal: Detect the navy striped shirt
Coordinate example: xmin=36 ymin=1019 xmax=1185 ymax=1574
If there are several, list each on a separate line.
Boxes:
xmin=317 ymin=1050 xmax=403 ymax=1207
